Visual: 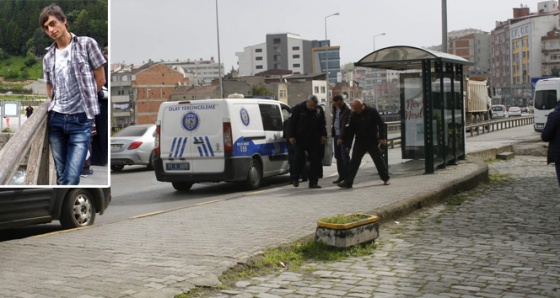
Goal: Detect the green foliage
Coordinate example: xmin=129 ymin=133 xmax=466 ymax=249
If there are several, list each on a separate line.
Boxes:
xmin=0 ymin=0 xmax=108 ymax=81
xmin=0 ymin=55 xmax=43 ymax=81
xmin=252 ymin=84 xmax=273 ymax=96
xmin=319 ymin=213 xmax=370 ymax=224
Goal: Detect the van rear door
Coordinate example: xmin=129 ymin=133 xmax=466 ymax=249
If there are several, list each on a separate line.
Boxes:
xmin=159 ymin=100 xmax=225 ymax=174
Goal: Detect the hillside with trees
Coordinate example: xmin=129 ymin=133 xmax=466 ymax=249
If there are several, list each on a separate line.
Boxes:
xmin=0 ymin=0 xmax=108 ymax=81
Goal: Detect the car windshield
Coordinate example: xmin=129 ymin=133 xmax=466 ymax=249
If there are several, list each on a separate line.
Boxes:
xmin=492 ymin=106 xmax=503 ymax=111
xmin=115 ymin=126 xmax=149 ymax=137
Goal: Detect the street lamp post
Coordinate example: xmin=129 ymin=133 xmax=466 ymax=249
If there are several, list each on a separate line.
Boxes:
xmin=324 ymin=12 xmax=339 ymax=98
xmin=373 ymin=33 xmax=386 ymax=51
xmin=215 ymin=0 xmax=224 ymax=98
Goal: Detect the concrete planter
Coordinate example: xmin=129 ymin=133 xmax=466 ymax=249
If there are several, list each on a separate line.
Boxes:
xmin=315 ymin=214 xmax=379 ymax=248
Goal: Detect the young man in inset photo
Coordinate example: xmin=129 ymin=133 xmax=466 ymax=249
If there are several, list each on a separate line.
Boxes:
xmin=40 ymin=4 xmax=106 ymax=185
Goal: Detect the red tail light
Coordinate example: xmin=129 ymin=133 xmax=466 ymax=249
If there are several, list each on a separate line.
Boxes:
xmin=128 ymin=141 xmax=143 ymax=150
xmin=155 ymin=124 xmax=161 ymax=154
xmin=223 ymin=122 xmax=233 ymax=153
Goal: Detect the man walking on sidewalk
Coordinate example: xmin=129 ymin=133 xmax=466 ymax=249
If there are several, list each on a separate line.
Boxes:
xmin=541 ymin=100 xmax=560 ymax=186
xmin=338 ymin=99 xmax=390 ymax=188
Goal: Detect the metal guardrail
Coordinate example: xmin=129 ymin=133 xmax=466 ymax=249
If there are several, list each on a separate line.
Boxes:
xmin=0 ymin=101 xmax=55 ymax=185
xmin=383 ymin=116 xmax=534 ymax=149
xmin=465 ymin=115 xmax=534 ymax=137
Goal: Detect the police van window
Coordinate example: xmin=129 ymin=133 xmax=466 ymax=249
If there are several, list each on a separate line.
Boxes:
xmin=259 ymin=104 xmax=283 ymax=131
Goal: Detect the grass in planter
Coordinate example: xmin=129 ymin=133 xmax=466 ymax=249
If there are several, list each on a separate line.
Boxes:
xmin=176 ymin=237 xmax=378 ymax=297
xmin=319 ymin=213 xmax=371 ymax=224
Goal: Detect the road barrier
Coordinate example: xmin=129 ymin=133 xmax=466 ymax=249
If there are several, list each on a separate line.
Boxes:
xmin=383 ymin=116 xmax=534 ymax=149
xmin=466 ymin=116 xmax=534 ymax=137
xmin=0 ymin=101 xmax=55 ymax=185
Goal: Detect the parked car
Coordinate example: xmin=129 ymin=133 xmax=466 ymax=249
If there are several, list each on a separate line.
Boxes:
xmin=111 ymin=124 xmax=157 ymax=171
xmin=492 ymin=105 xmax=509 ymax=118
xmin=0 ymin=188 xmax=111 ymax=230
xmin=508 ymin=106 xmax=522 ymax=116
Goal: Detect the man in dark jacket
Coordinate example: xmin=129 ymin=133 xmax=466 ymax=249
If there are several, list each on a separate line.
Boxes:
xmin=338 ymin=99 xmax=390 ymax=188
xmin=287 ymin=95 xmax=327 ymax=188
xmin=541 ymin=100 xmax=560 ymax=187
xmin=331 ymin=94 xmax=351 ymax=184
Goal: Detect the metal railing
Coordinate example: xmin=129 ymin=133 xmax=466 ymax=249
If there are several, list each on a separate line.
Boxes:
xmin=465 ymin=115 xmax=534 ymax=137
xmin=0 ymin=101 xmax=55 ymax=185
xmin=383 ymin=116 xmax=534 ymax=149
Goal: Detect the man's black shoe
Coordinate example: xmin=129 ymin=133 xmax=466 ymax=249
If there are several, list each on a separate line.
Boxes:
xmin=309 ymin=184 xmax=322 ymax=189
xmin=337 ymin=181 xmax=352 ymax=188
xmin=293 ymin=180 xmax=299 ymax=187
xmin=332 ymin=178 xmax=343 ymax=184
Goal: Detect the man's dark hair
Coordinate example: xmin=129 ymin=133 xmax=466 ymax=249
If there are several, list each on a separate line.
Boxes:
xmin=39 ymin=4 xmax=68 ymax=30
xmin=307 ymin=95 xmax=319 ymax=104
xmin=333 ymin=95 xmax=344 ymax=102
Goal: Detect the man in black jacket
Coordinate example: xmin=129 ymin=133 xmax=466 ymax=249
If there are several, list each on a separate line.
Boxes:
xmin=332 ymin=95 xmax=351 ymax=184
xmin=338 ymin=99 xmax=390 ymax=188
xmin=541 ymin=100 xmax=560 ymax=187
xmin=287 ymin=95 xmax=327 ymax=188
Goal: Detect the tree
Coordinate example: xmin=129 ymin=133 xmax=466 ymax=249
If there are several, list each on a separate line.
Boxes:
xmin=252 ymin=84 xmax=273 ymax=96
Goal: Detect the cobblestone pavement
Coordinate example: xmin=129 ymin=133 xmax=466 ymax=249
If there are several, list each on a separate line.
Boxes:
xmin=213 ymin=155 xmax=560 ymax=298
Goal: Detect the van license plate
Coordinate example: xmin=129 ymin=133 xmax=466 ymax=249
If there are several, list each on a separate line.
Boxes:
xmin=166 ymin=163 xmax=190 ymax=170
xmin=536 ymin=124 xmax=544 ymax=128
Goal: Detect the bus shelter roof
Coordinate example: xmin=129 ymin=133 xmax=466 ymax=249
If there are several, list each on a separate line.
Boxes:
xmin=354 ymin=45 xmax=473 ymax=70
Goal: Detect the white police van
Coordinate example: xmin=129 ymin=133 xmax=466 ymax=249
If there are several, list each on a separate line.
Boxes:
xmin=154 ymin=95 xmax=291 ymax=191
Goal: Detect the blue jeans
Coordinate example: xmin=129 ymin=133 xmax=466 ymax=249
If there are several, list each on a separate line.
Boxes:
xmin=48 ymin=112 xmax=92 ymax=185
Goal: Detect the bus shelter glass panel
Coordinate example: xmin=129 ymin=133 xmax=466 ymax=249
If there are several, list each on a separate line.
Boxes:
xmin=400 ymin=72 xmax=435 ymax=160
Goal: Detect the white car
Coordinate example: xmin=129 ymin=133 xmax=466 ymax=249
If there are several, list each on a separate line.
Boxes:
xmin=508 ymin=106 xmax=522 ymax=117
xmin=111 ymin=124 xmax=157 ymax=171
xmin=492 ymin=105 xmax=509 ymax=118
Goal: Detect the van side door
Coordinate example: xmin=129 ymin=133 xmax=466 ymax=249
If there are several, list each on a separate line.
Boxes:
xmin=257 ymin=102 xmax=291 ymax=176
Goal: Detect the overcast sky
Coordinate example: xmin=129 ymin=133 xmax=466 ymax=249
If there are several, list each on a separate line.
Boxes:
xmin=111 ymin=0 xmax=549 ymax=71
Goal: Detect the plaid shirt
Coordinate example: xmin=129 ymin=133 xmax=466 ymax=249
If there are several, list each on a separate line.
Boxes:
xmin=43 ymin=33 xmax=106 ymax=119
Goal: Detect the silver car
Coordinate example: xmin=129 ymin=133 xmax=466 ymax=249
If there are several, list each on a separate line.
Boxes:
xmin=111 ymin=124 xmax=156 ymax=171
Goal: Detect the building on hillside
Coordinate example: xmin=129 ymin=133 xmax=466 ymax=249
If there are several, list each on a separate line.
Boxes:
xmin=509 ymin=2 xmax=559 ymax=105
xmin=490 ymin=1 xmax=560 ymax=106
xmin=447 ymin=29 xmax=491 ymax=77
xmin=236 ymin=33 xmax=341 ymax=85
xmin=541 ymin=29 xmax=560 ymax=76
xmin=111 ymin=63 xmax=188 ymax=128
xmin=163 ymin=57 xmax=223 ymax=86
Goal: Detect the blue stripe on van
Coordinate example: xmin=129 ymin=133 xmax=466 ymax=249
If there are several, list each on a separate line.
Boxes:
xmin=179 ymin=137 xmax=188 ymax=158
xmin=205 ymin=136 xmax=214 ymax=156
xmin=169 ymin=137 xmax=178 ymax=158
xmin=174 ymin=137 xmax=183 ymax=158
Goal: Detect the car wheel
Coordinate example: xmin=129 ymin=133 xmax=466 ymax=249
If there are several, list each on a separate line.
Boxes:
xmin=59 ymin=189 xmax=96 ymax=229
xmin=111 ymin=165 xmax=124 ymax=171
xmin=147 ymin=151 xmax=155 ymax=170
xmin=244 ymin=158 xmax=262 ymax=190
xmin=172 ymin=182 xmax=194 ymax=191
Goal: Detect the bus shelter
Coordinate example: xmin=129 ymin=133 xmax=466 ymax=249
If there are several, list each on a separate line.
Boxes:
xmin=355 ymin=46 xmax=473 ymax=174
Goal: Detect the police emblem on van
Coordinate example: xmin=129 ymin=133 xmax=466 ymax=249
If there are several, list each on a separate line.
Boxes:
xmin=182 ymin=112 xmax=199 ymax=131
xmin=240 ymin=108 xmax=250 ymax=126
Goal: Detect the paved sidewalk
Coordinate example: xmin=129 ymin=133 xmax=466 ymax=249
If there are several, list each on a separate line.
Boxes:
xmin=0 ymin=126 xmax=546 ymax=297
xmin=216 ymin=155 xmax=560 ymax=297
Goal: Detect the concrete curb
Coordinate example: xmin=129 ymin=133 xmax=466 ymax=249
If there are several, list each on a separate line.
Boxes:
xmin=370 ymin=157 xmax=489 ymax=225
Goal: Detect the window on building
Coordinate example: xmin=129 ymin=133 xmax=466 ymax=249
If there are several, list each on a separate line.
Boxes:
xmin=256 ymin=65 xmax=263 ymax=69
xmin=256 ymin=56 xmax=263 ymax=61
xmin=255 ymin=48 xmax=262 ymax=53
xmin=292 ymin=46 xmax=300 ymax=51
xmin=293 ymin=64 xmax=300 ymax=68
xmin=273 ymin=38 xmax=281 ymax=44
xmin=315 ymin=86 xmax=319 ymax=93
xmin=293 ymin=54 xmax=300 ymax=59
xmin=321 ymin=86 xmax=326 ymax=93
